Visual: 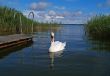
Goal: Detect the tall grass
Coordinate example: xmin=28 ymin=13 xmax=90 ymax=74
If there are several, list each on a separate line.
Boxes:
xmin=0 ymin=6 xmax=60 ymax=35
xmin=86 ymin=15 xmax=110 ymax=39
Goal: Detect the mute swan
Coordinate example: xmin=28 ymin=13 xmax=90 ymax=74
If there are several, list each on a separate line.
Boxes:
xmin=49 ymin=32 xmax=66 ymax=52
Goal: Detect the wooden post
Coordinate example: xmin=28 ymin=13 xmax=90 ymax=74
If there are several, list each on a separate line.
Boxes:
xmin=20 ymin=15 xmax=22 ymax=34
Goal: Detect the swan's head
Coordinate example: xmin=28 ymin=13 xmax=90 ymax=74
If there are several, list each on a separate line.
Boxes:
xmin=51 ymin=32 xmax=54 ymax=42
xmin=51 ymin=32 xmax=54 ymax=37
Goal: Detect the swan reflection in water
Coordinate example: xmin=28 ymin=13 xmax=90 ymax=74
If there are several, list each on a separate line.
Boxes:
xmin=49 ymin=50 xmax=64 ymax=69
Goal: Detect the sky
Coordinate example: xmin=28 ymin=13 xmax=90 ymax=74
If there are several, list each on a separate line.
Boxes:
xmin=0 ymin=0 xmax=110 ymax=24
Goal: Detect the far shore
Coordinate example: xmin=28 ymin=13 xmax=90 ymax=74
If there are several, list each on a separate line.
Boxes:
xmin=60 ymin=24 xmax=86 ymax=25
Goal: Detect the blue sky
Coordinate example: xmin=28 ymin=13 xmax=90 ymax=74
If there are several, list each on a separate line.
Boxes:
xmin=0 ymin=0 xmax=110 ymax=24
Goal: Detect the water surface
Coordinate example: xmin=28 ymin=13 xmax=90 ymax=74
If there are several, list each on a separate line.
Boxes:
xmin=0 ymin=24 xmax=110 ymax=76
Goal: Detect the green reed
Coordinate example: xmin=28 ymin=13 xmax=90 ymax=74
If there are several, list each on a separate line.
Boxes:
xmin=0 ymin=6 xmax=60 ymax=35
xmin=86 ymin=15 xmax=110 ymax=39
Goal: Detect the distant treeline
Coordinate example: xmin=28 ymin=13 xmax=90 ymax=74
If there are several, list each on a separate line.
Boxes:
xmin=0 ymin=6 xmax=60 ymax=35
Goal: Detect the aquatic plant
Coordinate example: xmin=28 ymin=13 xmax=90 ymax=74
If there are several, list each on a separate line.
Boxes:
xmin=0 ymin=6 xmax=60 ymax=35
xmin=86 ymin=15 xmax=110 ymax=39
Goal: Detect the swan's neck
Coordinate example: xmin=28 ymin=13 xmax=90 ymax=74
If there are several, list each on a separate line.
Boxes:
xmin=51 ymin=36 xmax=54 ymax=43
xmin=51 ymin=38 xmax=54 ymax=43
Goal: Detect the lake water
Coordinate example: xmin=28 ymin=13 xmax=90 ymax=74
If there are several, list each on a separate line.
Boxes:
xmin=0 ymin=24 xmax=110 ymax=76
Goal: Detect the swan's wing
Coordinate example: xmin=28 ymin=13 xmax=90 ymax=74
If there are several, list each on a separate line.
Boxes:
xmin=54 ymin=41 xmax=61 ymax=45
xmin=54 ymin=41 xmax=66 ymax=50
xmin=63 ymin=42 xmax=66 ymax=47
xmin=49 ymin=41 xmax=66 ymax=52
xmin=54 ymin=41 xmax=66 ymax=47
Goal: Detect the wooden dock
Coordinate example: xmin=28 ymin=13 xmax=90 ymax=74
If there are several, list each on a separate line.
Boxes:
xmin=0 ymin=34 xmax=33 ymax=49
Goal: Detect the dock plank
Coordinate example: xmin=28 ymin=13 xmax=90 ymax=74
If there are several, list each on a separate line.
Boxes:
xmin=0 ymin=34 xmax=33 ymax=49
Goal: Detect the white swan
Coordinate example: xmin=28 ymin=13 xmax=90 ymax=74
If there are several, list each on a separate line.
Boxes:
xmin=49 ymin=32 xmax=66 ymax=52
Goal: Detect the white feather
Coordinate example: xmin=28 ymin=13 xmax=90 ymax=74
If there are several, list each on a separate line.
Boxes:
xmin=49 ymin=41 xmax=66 ymax=52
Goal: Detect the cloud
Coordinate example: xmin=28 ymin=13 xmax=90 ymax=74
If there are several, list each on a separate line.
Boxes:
xmin=56 ymin=16 xmax=64 ymax=19
xmin=61 ymin=11 xmax=83 ymax=18
xmin=54 ymin=6 xmax=66 ymax=10
xmin=97 ymin=0 xmax=110 ymax=8
xmin=22 ymin=9 xmax=88 ymax=24
xmin=106 ymin=0 xmax=110 ymax=6
xmin=29 ymin=2 xmax=51 ymax=11
xmin=0 ymin=0 xmax=19 ymax=6
xmin=47 ymin=10 xmax=86 ymax=24
xmin=97 ymin=3 xmax=103 ymax=7
xmin=48 ymin=10 xmax=56 ymax=16
xmin=48 ymin=10 xmax=65 ymax=19
xmin=72 ymin=11 xmax=83 ymax=16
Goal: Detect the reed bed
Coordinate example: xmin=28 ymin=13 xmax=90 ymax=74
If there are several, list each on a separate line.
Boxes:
xmin=86 ymin=15 xmax=110 ymax=39
xmin=0 ymin=6 xmax=60 ymax=35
